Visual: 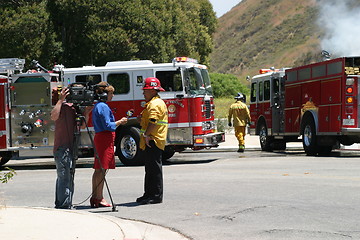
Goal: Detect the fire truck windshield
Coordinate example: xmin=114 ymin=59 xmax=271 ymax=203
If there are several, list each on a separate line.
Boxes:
xmin=185 ymin=67 xmax=213 ymax=95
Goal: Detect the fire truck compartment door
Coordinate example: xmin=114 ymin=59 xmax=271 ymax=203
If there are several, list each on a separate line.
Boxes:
xmin=271 ymin=78 xmax=285 ymax=134
xmin=11 ymin=82 xmax=51 ymax=106
xmin=9 ymin=81 xmax=53 ymax=148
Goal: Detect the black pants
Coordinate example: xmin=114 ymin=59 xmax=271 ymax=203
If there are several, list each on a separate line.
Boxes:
xmin=143 ymin=140 xmax=163 ymax=200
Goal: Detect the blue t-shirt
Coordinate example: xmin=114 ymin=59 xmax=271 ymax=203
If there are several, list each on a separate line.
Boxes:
xmin=92 ymin=102 xmax=116 ymax=133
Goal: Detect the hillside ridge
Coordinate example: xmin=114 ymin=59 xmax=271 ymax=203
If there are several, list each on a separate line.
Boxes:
xmin=210 ymin=0 xmax=360 ymax=84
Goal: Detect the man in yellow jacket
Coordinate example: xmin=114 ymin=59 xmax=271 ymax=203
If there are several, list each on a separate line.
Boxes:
xmin=228 ymin=93 xmax=250 ymax=152
xmin=137 ymin=77 xmax=168 ymax=204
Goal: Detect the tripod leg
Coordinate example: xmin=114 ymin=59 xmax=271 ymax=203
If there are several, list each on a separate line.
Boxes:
xmin=103 ymin=174 xmax=116 ymax=212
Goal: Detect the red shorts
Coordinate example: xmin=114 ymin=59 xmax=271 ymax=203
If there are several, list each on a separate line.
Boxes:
xmin=93 ymin=131 xmax=115 ymax=169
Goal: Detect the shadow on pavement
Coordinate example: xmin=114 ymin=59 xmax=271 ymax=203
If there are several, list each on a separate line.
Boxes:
xmin=117 ymin=202 xmax=140 ymax=208
xmin=163 ymin=158 xmax=218 ymax=165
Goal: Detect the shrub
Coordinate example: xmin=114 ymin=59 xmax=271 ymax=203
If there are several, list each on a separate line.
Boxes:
xmin=210 ymin=72 xmax=250 ymax=98
xmin=0 ymin=167 xmax=16 ymax=184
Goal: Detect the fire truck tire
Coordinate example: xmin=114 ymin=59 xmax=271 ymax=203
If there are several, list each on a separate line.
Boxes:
xmin=259 ymin=122 xmax=273 ymax=151
xmin=162 ymin=146 xmax=175 ymax=160
xmin=302 ymin=117 xmax=318 ymax=156
xmin=0 ymin=151 xmax=12 ymax=166
xmin=116 ymin=127 xmax=144 ymax=166
xmin=317 ymin=146 xmax=333 ymax=156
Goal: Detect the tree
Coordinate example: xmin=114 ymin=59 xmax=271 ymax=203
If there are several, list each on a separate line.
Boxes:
xmin=0 ymin=1 xmax=60 ymax=68
xmin=210 ymin=72 xmax=250 ymax=98
xmin=46 ymin=0 xmax=217 ymax=67
xmin=0 ymin=0 xmax=217 ymax=68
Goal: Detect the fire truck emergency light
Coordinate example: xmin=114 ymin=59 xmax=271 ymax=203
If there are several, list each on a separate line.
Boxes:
xmin=259 ymin=68 xmax=279 ymax=74
xmin=173 ymin=57 xmax=198 ymax=64
xmin=346 ymin=96 xmax=354 ymax=104
xmin=346 ymin=87 xmax=353 ymax=94
xmin=346 ymin=78 xmax=355 ymax=85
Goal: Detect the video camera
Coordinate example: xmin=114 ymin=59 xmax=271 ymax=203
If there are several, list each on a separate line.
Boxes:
xmin=66 ymin=82 xmax=108 ymax=106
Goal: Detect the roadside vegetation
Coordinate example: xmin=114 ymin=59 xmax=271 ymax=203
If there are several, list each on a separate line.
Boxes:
xmin=0 ymin=0 xmax=217 ymax=69
xmin=0 ymin=167 xmax=16 ymax=183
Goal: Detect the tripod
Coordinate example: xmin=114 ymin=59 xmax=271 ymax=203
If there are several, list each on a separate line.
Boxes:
xmin=73 ymin=107 xmax=117 ymax=212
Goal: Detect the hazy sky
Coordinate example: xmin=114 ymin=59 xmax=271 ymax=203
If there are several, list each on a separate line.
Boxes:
xmin=209 ymin=0 xmax=242 ymax=17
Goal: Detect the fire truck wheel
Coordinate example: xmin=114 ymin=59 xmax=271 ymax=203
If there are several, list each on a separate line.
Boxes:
xmin=302 ymin=117 xmax=318 ymax=156
xmin=116 ymin=127 xmax=144 ymax=166
xmin=0 ymin=151 xmax=12 ymax=166
xmin=258 ymin=122 xmax=273 ymax=151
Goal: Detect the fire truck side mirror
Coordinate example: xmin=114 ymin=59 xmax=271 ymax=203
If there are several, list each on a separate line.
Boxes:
xmin=246 ymin=76 xmax=251 ymax=81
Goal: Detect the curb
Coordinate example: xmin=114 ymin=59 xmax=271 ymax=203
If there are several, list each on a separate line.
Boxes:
xmin=0 ymin=206 xmax=128 ymax=240
xmin=92 ymin=214 xmax=143 ymax=240
xmin=115 ymin=218 xmax=191 ymax=240
xmin=0 ymin=206 xmax=190 ymax=240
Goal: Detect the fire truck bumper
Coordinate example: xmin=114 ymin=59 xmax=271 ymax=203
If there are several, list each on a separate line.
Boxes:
xmin=193 ymin=132 xmax=225 ymax=147
xmin=342 ymin=128 xmax=360 ymax=134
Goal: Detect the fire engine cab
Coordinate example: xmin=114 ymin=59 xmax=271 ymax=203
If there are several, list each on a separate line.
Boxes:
xmin=0 ymin=57 xmax=224 ymax=166
xmin=250 ymin=57 xmax=360 ymax=155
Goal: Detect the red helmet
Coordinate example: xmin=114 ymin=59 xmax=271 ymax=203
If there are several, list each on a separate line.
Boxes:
xmin=142 ymin=77 xmax=165 ymax=91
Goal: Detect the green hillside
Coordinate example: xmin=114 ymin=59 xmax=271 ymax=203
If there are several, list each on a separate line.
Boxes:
xmin=210 ymin=0 xmax=326 ymax=85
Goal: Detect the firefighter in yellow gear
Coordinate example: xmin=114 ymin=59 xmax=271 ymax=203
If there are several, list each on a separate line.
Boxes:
xmin=137 ymin=77 xmax=168 ymax=205
xmin=228 ymin=93 xmax=251 ymax=152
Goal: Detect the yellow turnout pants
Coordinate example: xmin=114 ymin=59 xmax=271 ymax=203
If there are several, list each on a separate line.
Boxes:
xmin=235 ymin=126 xmax=246 ymax=146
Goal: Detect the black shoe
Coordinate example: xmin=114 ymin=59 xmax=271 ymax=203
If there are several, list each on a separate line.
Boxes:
xmin=139 ymin=197 xmax=162 ymax=205
xmin=55 ymin=205 xmax=74 ymax=210
xmin=136 ymin=195 xmax=148 ymax=203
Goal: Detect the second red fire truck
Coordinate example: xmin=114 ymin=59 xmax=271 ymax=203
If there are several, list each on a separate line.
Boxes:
xmin=250 ymin=57 xmax=360 ymax=155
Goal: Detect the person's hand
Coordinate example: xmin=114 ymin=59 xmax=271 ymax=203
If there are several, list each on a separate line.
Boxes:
xmin=59 ymin=87 xmax=69 ymax=102
xmin=228 ymin=122 xmax=232 ymax=127
xmin=116 ymin=117 xmax=128 ymax=126
xmin=144 ymin=134 xmax=152 ymax=148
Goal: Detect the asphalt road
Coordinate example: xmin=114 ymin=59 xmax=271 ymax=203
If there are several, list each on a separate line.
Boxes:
xmin=2 ymin=149 xmax=360 ymax=240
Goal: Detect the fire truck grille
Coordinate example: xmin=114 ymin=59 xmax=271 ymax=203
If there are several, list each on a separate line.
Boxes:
xmin=204 ymin=100 xmax=211 ymax=119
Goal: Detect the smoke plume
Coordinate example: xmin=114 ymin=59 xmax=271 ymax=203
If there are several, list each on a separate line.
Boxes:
xmin=318 ymin=0 xmax=360 ymax=57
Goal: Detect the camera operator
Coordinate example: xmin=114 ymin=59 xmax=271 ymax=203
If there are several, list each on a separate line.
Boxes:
xmin=91 ymin=81 xmax=127 ymax=208
xmin=51 ymin=85 xmax=92 ymax=209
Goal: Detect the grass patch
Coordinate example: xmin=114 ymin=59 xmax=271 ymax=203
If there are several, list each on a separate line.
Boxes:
xmin=213 ymin=97 xmax=238 ymax=132
xmin=214 ymin=97 xmax=235 ymax=119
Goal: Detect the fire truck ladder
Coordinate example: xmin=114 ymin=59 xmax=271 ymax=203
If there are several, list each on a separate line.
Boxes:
xmin=0 ymin=58 xmax=25 ymax=75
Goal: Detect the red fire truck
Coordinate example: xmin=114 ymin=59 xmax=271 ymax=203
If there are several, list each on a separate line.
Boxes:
xmin=0 ymin=58 xmax=61 ymax=165
xmin=250 ymin=57 xmax=360 ymax=155
xmin=0 ymin=57 xmax=224 ymax=166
